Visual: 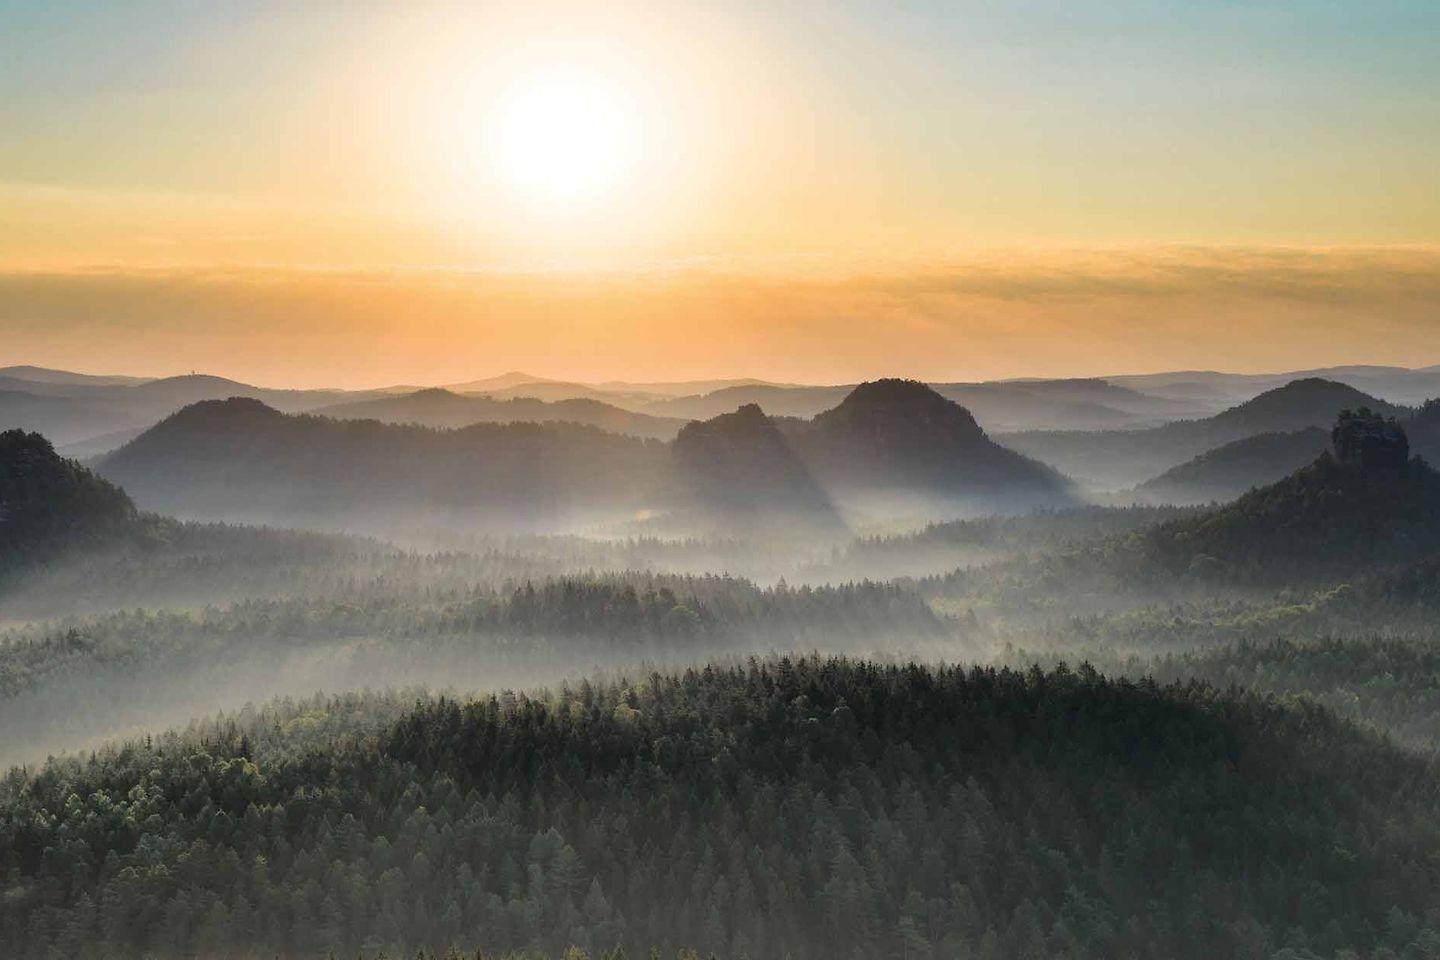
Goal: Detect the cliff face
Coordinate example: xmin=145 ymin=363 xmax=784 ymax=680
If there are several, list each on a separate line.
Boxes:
xmin=1332 ymin=408 xmax=1409 ymax=471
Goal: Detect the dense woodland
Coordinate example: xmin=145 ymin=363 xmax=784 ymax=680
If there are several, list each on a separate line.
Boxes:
xmin=8 ymin=659 xmax=1440 ymax=960
xmin=4 ymin=377 xmax=1440 ymax=959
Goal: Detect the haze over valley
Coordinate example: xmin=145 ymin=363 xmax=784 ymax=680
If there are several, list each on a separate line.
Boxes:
xmin=5 ymin=1 xmax=1440 ymax=958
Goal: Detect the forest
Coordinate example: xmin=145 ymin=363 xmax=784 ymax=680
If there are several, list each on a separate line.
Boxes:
xmin=2 ymin=378 xmax=1440 ymax=960
xmin=8 ymin=658 xmax=1440 ymax=960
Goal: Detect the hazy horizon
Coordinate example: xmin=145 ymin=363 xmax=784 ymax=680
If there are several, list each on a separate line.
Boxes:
xmin=5 ymin=344 xmax=1440 ymax=395
xmin=6 ymin=5 xmax=1440 ymax=954
xmin=4 ymin=1 xmax=1439 ymax=388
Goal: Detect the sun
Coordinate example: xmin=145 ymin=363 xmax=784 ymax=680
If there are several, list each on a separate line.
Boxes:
xmin=484 ymin=67 xmax=640 ymax=209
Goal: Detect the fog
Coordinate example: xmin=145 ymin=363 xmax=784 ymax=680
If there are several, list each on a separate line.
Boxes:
xmin=7 ymin=373 xmax=1440 ymax=959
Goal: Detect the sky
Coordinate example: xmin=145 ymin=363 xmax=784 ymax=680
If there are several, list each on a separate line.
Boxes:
xmin=1 ymin=0 xmax=1438 ymax=387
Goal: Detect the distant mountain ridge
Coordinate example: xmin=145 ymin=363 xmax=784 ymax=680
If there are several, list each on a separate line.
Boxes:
xmin=98 ymin=398 xmax=671 ymax=531
xmin=1130 ymin=410 xmax=1440 ymax=582
xmin=98 ymin=381 xmax=1075 ymax=532
xmin=1002 ymin=378 xmax=1406 ymax=490
xmin=1128 ymin=428 xmax=1330 ymax=506
xmin=4 ymin=361 xmax=1437 ymax=457
xmin=673 ymin=380 xmax=1074 ymax=523
xmin=313 ymin=388 xmax=688 ymax=440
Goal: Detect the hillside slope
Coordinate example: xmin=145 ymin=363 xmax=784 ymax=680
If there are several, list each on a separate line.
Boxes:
xmin=1003 ymin=378 xmax=1402 ymax=489
xmin=4 ymin=658 xmax=1439 ymax=959
xmin=98 ymin=398 xmax=670 ymax=530
xmin=0 ymin=429 xmax=136 ymax=559
xmin=672 ymin=403 xmax=842 ymax=528
xmin=1128 ymin=428 xmax=1329 ymax=505
xmin=795 ymin=379 xmax=1073 ymax=505
xmin=1133 ymin=410 xmax=1440 ymax=582
xmin=315 ymin=388 xmax=687 ymax=440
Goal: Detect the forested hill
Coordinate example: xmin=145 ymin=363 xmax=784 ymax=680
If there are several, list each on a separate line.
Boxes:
xmin=794 ymin=378 xmax=1072 ymax=500
xmin=6 ymin=657 xmax=1440 ymax=960
xmin=0 ymin=429 xmax=137 ymax=562
xmin=672 ymin=380 xmax=1075 ymax=521
xmin=1128 ymin=427 xmax=1329 ymax=505
xmin=672 ymin=403 xmax=843 ymax=529
xmin=1134 ymin=410 xmax=1440 ymax=582
xmin=98 ymin=398 xmax=672 ymax=529
xmin=1002 ymin=378 xmax=1402 ymax=489
xmin=95 ymin=383 xmax=1076 ymax=531
xmin=313 ymin=388 xmax=689 ymax=441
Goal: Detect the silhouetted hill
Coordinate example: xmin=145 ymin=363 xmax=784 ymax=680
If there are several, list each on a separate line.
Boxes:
xmin=645 ymin=383 xmax=852 ymax=420
xmin=0 ymin=388 xmax=140 ymax=446
xmin=1003 ymin=378 xmax=1404 ymax=489
xmin=0 ymin=365 xmax=149 ymax=387
xmin=797 ymin=379 xmax=1073 ymax=502
xmin=102 ymin=385 xmax=1075 ymax=532
xmin=0 ymin=429 xmax=136 ymax=558
xmin=1211 ymin=377 xmax=1403 ymax=432
xmin=98 ymin=398 xmax=670 ymax=531
xmin=0 ymin=371 xmax=366 ymax=450
xmin=8 ymin=658 xmax=1440 ymax=959
xmin=643 ymin=378 xmax=1189 ymax=432
xmin=672 ymin=403 xmax=841 ymax=528
xmin=667 ymin=381 xmax=1074 ymax=522
xmin=1129 ymin=428 xmax=1329 ymax=505
xmin=1407 ymin=398 xmax=1440 ymax=463
xmin=315 ymin=388 xmax=687 ymax=439
xmin=1135 ymin=410 xmax=1440 ymax=582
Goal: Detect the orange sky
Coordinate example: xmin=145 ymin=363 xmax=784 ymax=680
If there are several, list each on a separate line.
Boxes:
xmin=2 ymin=2 xmax=1438 ymax=385
xmin=4 ymin=247 xmax=1438 ymax=388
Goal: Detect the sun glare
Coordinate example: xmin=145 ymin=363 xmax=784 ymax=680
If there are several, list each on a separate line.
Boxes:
xmin=485 ymin=68 xmax=639 ymax=209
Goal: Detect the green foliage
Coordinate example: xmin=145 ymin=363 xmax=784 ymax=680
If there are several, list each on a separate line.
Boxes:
xmin=0 ymin=429 xmax=136 ymax=561
xmin=1135 ymin=452 xmax=1440 ymax=582
xmin=5 ymin=658 xmax=1440 ymax=959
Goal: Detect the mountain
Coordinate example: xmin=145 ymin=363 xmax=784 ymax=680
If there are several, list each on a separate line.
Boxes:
xmin=643 ymin=384 xmax=852 ymax=420
xmin=795 ymin=379 xmax=1073 ymax=503
xmin=0 ymin=388 xmax=141 ymax=446
xmin=1002 ymin=378 xmax=1404 ymax=490
xmin=1128 ymin=428 xmax=1330 ymax=505
xmin=442 ymin=370 xmax=562 ymax=392
xmin=592 ymin=376 xmax=794 ymax=396
xmin=930 ymin=383 xmax=1141 ymax=431
xmin=1109 ymin=365 xmax=1440 ymax=408
xmin=672 ymin=403 xmax=840 ymax=528
xmin=1134 ymin=409 xmax=1440 ymax=582
xmin=98 ymin=398 xmax=670 ymax=531
xmin=444 ymin=372 xmax=671 ymax=408
xmin=668 ymin=380 xmax=1074 ymax=523
xmin=313 ymin=388 xmax=688 ymax=440
xmin=8 ymin=657 xmax=1440 ymax=959
xmin=0 ymin=372 xmax=367 ymax=451
xmin=0 ymin=429 xmax=136 ymax=559
xmin=643 ymin=379 xmax=1194 ymax=432
xmin=963 ymin=377 xmax=1207 ymax=421
xmin=96 ymin=383 xmax=1072 ymax=534
xmin=0 ymin=365 xmax=149 ymax=387
xmin=55 ymin=426 xmax=147 ymax=460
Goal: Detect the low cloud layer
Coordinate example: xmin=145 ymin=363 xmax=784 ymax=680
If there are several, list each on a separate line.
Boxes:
xmin=2 ymin=246 xmax=1437 ymax=387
